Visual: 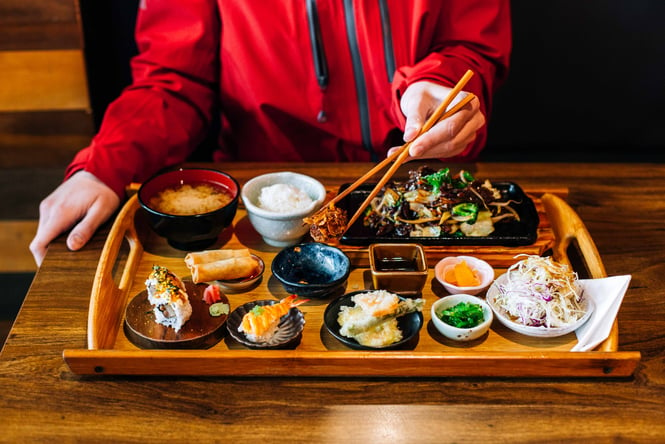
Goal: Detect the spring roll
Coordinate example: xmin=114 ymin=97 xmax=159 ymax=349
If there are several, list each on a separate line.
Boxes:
xmin=184 ymin=248 xmax=251 ymax=268
xmin=190 ymin=256 xmax=259 ymax=283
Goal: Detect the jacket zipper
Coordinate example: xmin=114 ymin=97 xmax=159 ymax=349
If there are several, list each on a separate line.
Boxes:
xmin=342 ymin=0 xmax=376 ymax=160
xmin=306 ymin=1 xmax=396 ymax=159
xmin=378 ymin=0 xmax=396 ymax=82
xmin=305 ymin=0 xmax=329 ymax=89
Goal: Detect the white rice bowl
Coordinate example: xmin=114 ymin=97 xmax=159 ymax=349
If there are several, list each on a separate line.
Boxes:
xmin=241 ymin=172 xmax=326 ymax=247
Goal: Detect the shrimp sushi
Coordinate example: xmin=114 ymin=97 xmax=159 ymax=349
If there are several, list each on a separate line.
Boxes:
xmin=145 ymin=265 xmax=192 ymax=332
xmin=239 ymin=295 xmax=308 ymax=343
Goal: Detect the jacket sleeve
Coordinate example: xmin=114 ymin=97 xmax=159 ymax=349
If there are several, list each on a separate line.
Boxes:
xmin=390 ymin=0 xmax=511 ymax=160
xmin=66 ymin=0 xmax=220 ymax=198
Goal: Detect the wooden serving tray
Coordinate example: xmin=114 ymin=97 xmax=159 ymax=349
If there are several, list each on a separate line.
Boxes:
xmin=63 ymin=190 xmax=641 ymax=377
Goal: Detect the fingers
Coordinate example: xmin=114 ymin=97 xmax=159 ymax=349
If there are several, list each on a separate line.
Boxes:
xmin=400 ymin=82 xmax=440 ymax=143
xmin=30 ymin=193 xmax=79 ymax=266
xmin=386 ymin=145 xmax=413 ymax=162
xmin=29 ymin=172 xmax=120 ymax=266
xmin=403 ymin=110 xmax=427 ymax=143
xmin=29 ymin=242 xmax=46 ymax=267
xmin=399 ymin=80 xmax=486 ymax=160
xmin=66 ymin=195 xmax=119 ymax=251
xmin=29 ymin=203 xmax=55 ymax=266
xmin=410 ymin=96 xmax=484 ymax=159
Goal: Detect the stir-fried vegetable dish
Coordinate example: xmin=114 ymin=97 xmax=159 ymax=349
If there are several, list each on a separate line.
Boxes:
xmin=362 ymin=166 xmax=520 ymax=238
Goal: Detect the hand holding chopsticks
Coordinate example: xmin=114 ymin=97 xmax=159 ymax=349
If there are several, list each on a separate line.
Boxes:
xmin=318 ymin=90 xmax=476 ymax=214
xmin=343 ymin=69 xmax=476 ymax=230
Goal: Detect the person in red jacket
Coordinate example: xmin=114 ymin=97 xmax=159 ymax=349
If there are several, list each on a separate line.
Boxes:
xmin=31 ymin=0 xmax=511 ymax=265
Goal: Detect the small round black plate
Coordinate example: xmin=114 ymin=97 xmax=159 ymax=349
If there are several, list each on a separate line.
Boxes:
xmin=323 ymin=290 xmax=423 ymax=350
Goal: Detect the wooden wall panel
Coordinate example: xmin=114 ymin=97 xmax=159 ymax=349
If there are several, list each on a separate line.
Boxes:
xmin=0 ymin=221 xmax=39 ymax=272
xmin=0 ymin=0 xmax=82 ymax=50
xmin=0 ymin=0 xmax=77 ymax=22
xmin=0 ymin=50 xmax=89 ymax=112
xmin=0 ymin=0 xmax=92 ymax=271
xmin=0 ymin=111 xmax=93 ymax=168
xmin=0 ymin=167 xmax=65 ymax=272
xmin=0 ymin=23 xmax=83 ymax=51
xmin=0 ymin=0 xmax=93 ymax=169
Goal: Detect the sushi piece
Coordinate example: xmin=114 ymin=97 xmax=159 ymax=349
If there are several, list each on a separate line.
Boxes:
xmin=239 ymin=295 xmax=308 ymax=343
xmin=145 ymin=265 xmax=192 ymax=332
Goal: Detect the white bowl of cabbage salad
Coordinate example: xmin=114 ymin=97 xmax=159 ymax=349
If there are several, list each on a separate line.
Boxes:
xmin=486 ymin=255 xmax=594 ymax=338
xmin=241 ymin=171 xmax=326 ymax=247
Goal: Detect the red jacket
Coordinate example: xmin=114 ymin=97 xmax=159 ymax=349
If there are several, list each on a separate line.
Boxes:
xmin=67 ymin=0 xmax=511 ymax=198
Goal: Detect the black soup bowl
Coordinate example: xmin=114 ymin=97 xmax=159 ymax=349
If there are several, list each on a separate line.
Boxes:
xmin=271 ymin=242 xmax=351 ymax=298
xmin=138 ymin=168 xmax=240 ymax=250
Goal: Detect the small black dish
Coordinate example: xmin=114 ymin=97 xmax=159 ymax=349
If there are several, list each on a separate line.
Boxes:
xmin=336 ymin=181 xmax=539 ymax=247
xmin=271 ymin=242 xmax=351 ymax=298
xmin=226 ymin=300 xmax=306 ymax=349
xmin=323 ymin=290 xmax=424 ymax=350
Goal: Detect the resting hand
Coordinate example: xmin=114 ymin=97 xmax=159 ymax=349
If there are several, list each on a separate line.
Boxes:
xmin=390 ymin=80 xmax=485 ymax=159
xmin=30 ymin=171 xmax=121 ymax=266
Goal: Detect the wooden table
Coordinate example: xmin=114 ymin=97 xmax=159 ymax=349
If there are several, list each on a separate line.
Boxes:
xmin=1 ymin=162 xmax=664 ymax=442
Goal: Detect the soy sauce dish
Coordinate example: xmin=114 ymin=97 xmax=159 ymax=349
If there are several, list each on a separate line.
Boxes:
xmin=369 ymin=243 xmax=428 ymax=296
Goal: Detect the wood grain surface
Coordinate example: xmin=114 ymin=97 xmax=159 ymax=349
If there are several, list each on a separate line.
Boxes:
xmin=0 ymin=50 xmax=89 ymax=112
xmin=1 ymin=162 xmax=664 ymax=442
xmin=62 ymin=186 xmax=637 ymax=377
xmin=0 ymin=0 xmax=81 ymax=51
xmin=0 ymin=0 xmax=93 ymax=170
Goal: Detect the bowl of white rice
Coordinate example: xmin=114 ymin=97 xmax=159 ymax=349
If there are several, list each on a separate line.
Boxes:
xmin=241 ymin=171 xmax=326 ymax=247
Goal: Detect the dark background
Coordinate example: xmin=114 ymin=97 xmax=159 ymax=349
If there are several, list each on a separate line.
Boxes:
xmin=78 ymin=1 xmax=665 ymax=162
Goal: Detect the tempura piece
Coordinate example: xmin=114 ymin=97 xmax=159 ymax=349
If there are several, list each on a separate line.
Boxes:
xmin=337 ymin=290 xmax=425 ymax=346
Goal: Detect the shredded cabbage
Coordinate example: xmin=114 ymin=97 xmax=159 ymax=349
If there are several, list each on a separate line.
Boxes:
xmin=493 ymin=255 xmax=586 ymax=328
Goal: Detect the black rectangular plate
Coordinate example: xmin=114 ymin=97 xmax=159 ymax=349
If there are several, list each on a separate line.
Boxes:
xmin=337 ymin=181 xmax=539 ymax=247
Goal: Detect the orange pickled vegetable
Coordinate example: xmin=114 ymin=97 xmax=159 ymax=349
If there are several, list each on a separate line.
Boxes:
xmin=444 ymin=260 xmax=481 ymax=287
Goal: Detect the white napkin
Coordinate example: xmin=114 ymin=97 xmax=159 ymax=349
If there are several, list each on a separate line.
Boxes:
xmin=571 ymin=275 xmax=631 ymax=352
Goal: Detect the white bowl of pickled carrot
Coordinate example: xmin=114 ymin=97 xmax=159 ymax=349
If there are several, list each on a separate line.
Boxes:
xmin=434 ymin=256 xmax=494 ymax=296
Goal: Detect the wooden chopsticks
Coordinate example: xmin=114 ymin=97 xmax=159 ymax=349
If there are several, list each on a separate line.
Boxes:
xmin=343 ymin=69 xmax=476 ymax=230
xmin=312 ymin=70 xmax=476 ymax=222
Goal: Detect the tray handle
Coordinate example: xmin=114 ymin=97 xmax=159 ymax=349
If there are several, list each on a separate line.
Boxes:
xmin=87 ymin=194 xmax=143 ymax=349
xmin=541 ymin=193 xmax=617 ymax=352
